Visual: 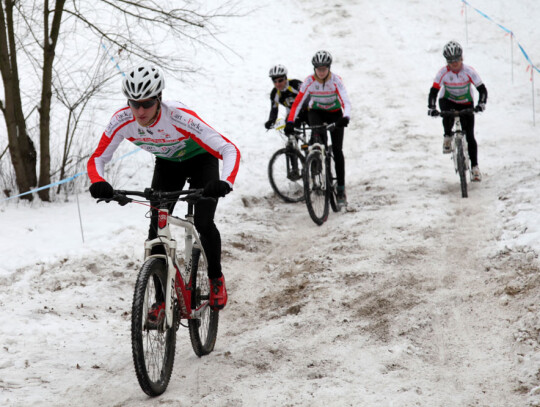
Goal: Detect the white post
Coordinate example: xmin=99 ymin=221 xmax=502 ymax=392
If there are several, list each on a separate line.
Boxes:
xmin=464 ymin=5 xmax=469 ymax=46
xmin=532 ymin=68 xmax=536 ymax=126
xmin=510 ymin=35 xmax=514 ymax=84
xmin=76 ymin=192 xmax=85 ymax=243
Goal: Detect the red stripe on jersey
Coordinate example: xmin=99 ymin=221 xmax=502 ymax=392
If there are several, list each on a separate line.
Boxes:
xmin=221 ymin=136 xmax=241 ymax=184
xmin=287 ymin=89 xmax=307 ymax=122
xmin=87 ymin=112 xmax=135 ymax=183
xmin=87 ymin=132 xmax=112 ymax=183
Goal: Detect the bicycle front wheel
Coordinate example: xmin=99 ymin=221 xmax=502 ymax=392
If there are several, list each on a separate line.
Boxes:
xmin=303 ymin=151 xmax=329 ymax=225
xmin=188 ymin=247 xmax=219 ymax=357
xmin=456 ymin=137 xmax=468 ymax=198
xmin=131 ymin=257 xmax=176 ymax=397
xmin=268 ymin=147 xmax=305 ymax=203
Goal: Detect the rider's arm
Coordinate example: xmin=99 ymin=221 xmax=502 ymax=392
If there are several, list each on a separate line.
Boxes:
xmin=267 ymin=88 xmax=279 ymax=123
xmin=334 ymin=74 xmax=351 ymax=119
xmin=287 ymin=76 xmax=313 ymax=123
xmin=428 ymin=86 xmax=439 ymax=108
xmin=87 ymin=107 xmax=132 ymax=183
xmin=476 ymin=84 xmax=487 ymax=105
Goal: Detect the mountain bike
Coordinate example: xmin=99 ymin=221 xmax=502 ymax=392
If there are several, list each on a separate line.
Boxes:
xmin=302 ymin=123 xmax=341 ymax=225
xmin=267 ymin=118 xmax=309 ymax=203
xmin=439 ymin=108 xmax=475 ymax=198
xmin=100 ymin=188 xmax=218 ymax=396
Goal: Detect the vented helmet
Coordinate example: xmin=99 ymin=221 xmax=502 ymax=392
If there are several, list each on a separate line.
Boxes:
xmin=443 ymin=41 xmax=463 ymax=62
xmin=122 ymin=65 xmax=164 ymax=100
xmin=269 ymin=64 xmax=288 ymax=78
xmin=312 ymin=50 xmax=332 ymax=68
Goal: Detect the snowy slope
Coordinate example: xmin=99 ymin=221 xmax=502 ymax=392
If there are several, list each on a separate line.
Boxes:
xmin=1 ymin=0 xmax=540 ymax=406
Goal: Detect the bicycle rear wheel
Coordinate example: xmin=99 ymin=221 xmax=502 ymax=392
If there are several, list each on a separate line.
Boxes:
xmin=303 ymin=150 xmax=329 ymax=225
xmin=456 ymin=137 xmax=468 ymax=198
xmin=268 ymin=147 xmax=305 ymax=202
xmin=131 ymin=257 xmax=176 ymax=397
xmin=188 ymin=247 xmax=219 ymax=357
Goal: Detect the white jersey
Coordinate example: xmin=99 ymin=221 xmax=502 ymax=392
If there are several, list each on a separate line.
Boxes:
xmin=87 ymin=100 xmax=240 ymax=187
xmin=287 ymin=73 xmax=351 ymax=122
xmin=432 ymin=64 xmax=483 ymax=104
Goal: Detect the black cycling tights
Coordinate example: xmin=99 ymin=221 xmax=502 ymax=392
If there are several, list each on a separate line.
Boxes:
xmin=439 ymin=98 xmax=478 ymax=167
xmin=307 ymin=109 xmax=346 ymax=187
xmin=148 ymin=153 xmax=222 ymax=279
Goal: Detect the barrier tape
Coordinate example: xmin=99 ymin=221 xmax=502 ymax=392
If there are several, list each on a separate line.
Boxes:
xmin=101 ymin=43 xmax=125 ymax=76
xmin=0 ymin=43 xmax=132 ymax=203
xmin=461 ymin=0 xmax=540 ymax=73
xmin=1 ymin=148 xmax=140 ymax=202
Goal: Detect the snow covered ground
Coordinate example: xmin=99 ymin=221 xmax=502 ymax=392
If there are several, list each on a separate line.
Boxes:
xmin=1 ymin=0 xmax=540 ymax=405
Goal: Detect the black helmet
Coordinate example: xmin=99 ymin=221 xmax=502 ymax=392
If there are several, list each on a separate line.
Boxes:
xmin=443 ymin=41 xmax=463 ymax=62
xmin=312 ymin=50 xmax=332 ymax=68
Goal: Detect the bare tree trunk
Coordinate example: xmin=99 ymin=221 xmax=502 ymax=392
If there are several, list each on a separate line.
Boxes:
xmin=0 ymin=0 xmax=37 ymax=200
xmin=38 ymin=0 xmax=66 ymax=201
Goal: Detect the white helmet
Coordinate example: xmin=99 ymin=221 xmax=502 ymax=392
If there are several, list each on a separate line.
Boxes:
xmin=443 ymin=41 xmax=463 ymax=62
xmin=312 ymin=50 xmax=332 ymax=68
xmin=269 ymin=64 xmax=288 ymax=78
xmin=122 ymin=65 xmax=164 ymax=100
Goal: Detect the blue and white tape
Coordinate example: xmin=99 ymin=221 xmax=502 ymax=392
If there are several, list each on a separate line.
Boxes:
xmin=461 ymin=0 xmax=540 ymax=73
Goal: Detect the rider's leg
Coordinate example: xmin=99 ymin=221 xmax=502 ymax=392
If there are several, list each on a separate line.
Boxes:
xmin=307 ymin=110 xmax=327 ymax=145
xmin=461 ymin=112 xmax=478 ymax=167
xmin=148 ymin=158 xmax=186 ymax=253
xmin=329 ymin=113 xmax=345 ymax=188
xmin=186 ymin=154 xmax=222 ymax=280
xmin=439 ymin=98 xmax=455 ymax=136
xmin=148 ymin=158 xmax=187 ymax=303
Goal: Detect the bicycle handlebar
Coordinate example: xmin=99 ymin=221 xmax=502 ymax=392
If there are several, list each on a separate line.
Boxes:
xmin=439 ymin=108 xmax=476 ymax=118
xmin=98 ymin=188 xmax=211 ymax=206
xmin=301 ymin=123 xmax=337 ymax=132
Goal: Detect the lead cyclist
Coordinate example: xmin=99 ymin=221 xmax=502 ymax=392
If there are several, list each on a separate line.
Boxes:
xmin=87 ymin=64 xmax=241 ymax=311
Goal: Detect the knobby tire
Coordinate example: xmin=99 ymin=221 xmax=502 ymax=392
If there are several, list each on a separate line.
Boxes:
xmin=131 ymin=257 xmax=176 ymax=397
xmin=456 ymin=137 xmax=468 ymax=198
xmin=268 ymin=147 xmax=305 ymax=203
xmin=188 ymin=247 xmax=219 ymax=356
xmin=304 ymin=151 xmax=329 ymax=225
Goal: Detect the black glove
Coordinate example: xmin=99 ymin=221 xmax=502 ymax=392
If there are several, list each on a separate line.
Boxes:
xmin=264 ymin=120 xmax=275 ymax=130
xmin=336 ymin=117 xmax=349 ymax=128
xmin=203 ymin=180 xmax=231 ymax=198
xmin=428 ymin=108 xmax=439 ymax=117
xmin=475 ymin=103 xmax=486 ymax=113
xmin=89 ymin=181 xmax=114 ymax=199
xmin=284 ymin=122 xmax=295 ymax=136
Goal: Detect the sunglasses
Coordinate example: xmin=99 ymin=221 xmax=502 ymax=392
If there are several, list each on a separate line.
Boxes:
xmin=272 ymin=77 xmax=286 ymax=84
xmin=128 ymin=98 xmax=158 ymax=109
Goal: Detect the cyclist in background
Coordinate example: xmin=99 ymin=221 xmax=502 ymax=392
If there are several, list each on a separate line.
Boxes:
xmin=285 ymin=50 xmax=351 ymax=206
xmin=265 ymin=64 xmax=308 ymax=129
xmin=428 ymin=40 xmax=487 ymax=182
xmin=87 ymin=64 xmax=241 ymax=311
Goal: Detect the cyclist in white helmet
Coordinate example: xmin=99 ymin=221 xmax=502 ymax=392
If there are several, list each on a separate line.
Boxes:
xmin=87 ymin=64 xmax=241 ymax=311
xmin=265 ymin=64 xmax=308 ymax=129
xmin=428 ymin=40 xmax=488 ymax=182
xmin=285 ymin=50 xmax=352 ymax=206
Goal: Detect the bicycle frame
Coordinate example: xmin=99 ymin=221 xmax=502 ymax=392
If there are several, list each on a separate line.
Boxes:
xmin=143 ymin=207 xmax=208 ymax=329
